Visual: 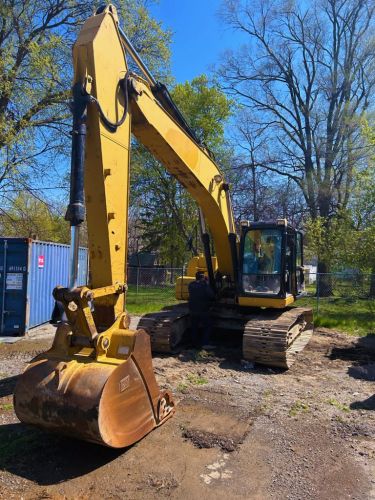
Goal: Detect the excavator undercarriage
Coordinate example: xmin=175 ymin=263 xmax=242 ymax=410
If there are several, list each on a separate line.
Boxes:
xmin=140 ymin=305 xmax=313 ymax=369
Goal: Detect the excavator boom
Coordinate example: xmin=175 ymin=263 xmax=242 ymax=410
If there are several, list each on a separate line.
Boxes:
xmin=14 ymin=6 xmax=174 ymax=448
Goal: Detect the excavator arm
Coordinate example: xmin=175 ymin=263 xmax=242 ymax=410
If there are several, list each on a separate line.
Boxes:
xmin=129 ymin=75 xmax=239 ymax=296
xmin=72 ymin=5 xmax=236 ymax=302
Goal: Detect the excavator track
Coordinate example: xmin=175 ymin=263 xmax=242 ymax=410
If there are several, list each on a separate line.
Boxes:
xmin=242 ymin=307 xmax=313 ymax=369
xmin=141 ymin=305 xmax=312 ymax=368
xmin=138 ymin=305 xmax=190 ymax=353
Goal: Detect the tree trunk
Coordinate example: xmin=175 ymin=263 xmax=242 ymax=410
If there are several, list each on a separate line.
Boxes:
xmin=369 ymin=266 xmax=375 ymax=298
xmin=317 ymin=260 xmax=333 ymax=297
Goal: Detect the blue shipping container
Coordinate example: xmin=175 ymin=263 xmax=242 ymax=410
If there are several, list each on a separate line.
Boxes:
xmin=0 ymin=238 xmax=88 ymax=336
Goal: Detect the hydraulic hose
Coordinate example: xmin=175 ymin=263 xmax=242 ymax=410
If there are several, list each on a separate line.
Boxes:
xmin=88 ymin=73 xmax=130 ymax=132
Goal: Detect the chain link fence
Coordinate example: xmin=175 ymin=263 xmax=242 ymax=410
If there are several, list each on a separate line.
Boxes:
xmin=301 ymin=271 xmax=375 ymax=334
xmin=126 ymin=266 xmax=375 ymax=334
xmin=303 ymin=271 xmax=375 ymax=311
xmin=127 ymin=267 xmax=375 ymax=302
xmin=126 ymin=266 xmax=184 ymax=309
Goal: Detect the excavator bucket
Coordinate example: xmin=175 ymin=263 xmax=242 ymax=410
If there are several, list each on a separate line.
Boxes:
xmin=14 ymin=318 xmax=174 ymax=448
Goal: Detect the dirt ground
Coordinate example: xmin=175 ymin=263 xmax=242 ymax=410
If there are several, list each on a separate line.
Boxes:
xmin=0 ymin=321 xmax=374 ymax=500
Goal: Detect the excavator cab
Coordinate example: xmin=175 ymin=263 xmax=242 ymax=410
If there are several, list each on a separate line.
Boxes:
xmin=235 ymin=219 xmax=312 ymax=369
xmin=238 ymin=220 xmax=305 ymax=308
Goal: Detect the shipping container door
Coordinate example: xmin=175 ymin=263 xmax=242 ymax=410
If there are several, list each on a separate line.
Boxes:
xmin=28 ymin=242 xmax=71 ymax=328
xmin=77 ymin=247 xmax=88 ymax=286
xmin=0 ymin=239 xmax=29 ymax=336
xmin=28 ymin=242 xmax=88 ymax=329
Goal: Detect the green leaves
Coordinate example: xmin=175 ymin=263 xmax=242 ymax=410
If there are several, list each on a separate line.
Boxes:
xmin=304 ymin=214 xmax=353 ymax=270
xmin=0 ymin=192 xmax=69 ymax=242
xmin=171 ymin=75 xmax=233 ymax=152
xmin=305 ymin=116 xmax=375 ymax=273
xmin=131 ymin=76 xmax=233 ymax=266
xmin=0 ymin=0 xmax=173 ymax=231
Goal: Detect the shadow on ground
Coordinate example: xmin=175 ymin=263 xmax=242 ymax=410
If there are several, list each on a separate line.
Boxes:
xmin=0 ymin=375 xmax=18 ymax=397
xmin=0 ymin=423 xmax=123 ymax=485
xmin=329 ymin=334 xmax=375 ymax=366
xmin=348 ymin=364 xmax=375 ymax=381
xmin=329 ymin=334 xmax=375 ymax=383
xmin=350 ymin=394 xmax=375 ymax=411
xmin=173 ymin=346 xmax=282 ymax=376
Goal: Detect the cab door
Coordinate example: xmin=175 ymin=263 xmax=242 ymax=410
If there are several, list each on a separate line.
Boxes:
xmin=296 ymin=232 xmax=304 ymax=294
xmin=285 ymin=231 xmax=305 ymax=297
xmin=286 ymin=232 xmax=297 ymax=296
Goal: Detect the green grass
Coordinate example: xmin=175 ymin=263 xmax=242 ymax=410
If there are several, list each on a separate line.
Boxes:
xmin=125 ymin=284 xmax=179 ymax=314
xmin=124 ymin=284 xmax=375 ymax=337
xmin=193 ymin=349 xmax=215 ymax=362
xmin=176 ymin=382 xmax=189 ymax=393
xmin=186 ymin=373 xmax=208 ymax=385
xmin=289 ymin=400 xmax=309 ymax=417
xmin=175 ymin=373 xmax=208 ymax=392
xmin=0 ymin=403 xmax=13 ymax=411
xmin=326 ymin=398 xmax=350 ymax=412
xmin=298 ymin=297 xmax=375 ymax=336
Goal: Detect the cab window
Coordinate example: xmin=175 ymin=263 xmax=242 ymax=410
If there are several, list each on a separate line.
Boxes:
xmin=242 ymin=229 xmax=282 ymax=295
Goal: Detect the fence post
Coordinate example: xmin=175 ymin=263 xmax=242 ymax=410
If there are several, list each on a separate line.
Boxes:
xmin=316 ymin=273 xmax=320 ymax=316
xmin=136 ymin=267 xmax=140 ymax=297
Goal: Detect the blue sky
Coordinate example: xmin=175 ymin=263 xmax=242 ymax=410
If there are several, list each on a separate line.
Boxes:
xmin=33 ymin=1 xmax=246 ymax=201
xmin=149 ymin=0 xmax=246 ymax=83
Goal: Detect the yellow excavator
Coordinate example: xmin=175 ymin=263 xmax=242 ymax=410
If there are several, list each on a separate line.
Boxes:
xmin=14 ymin=6 xmax=313 ymax=448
